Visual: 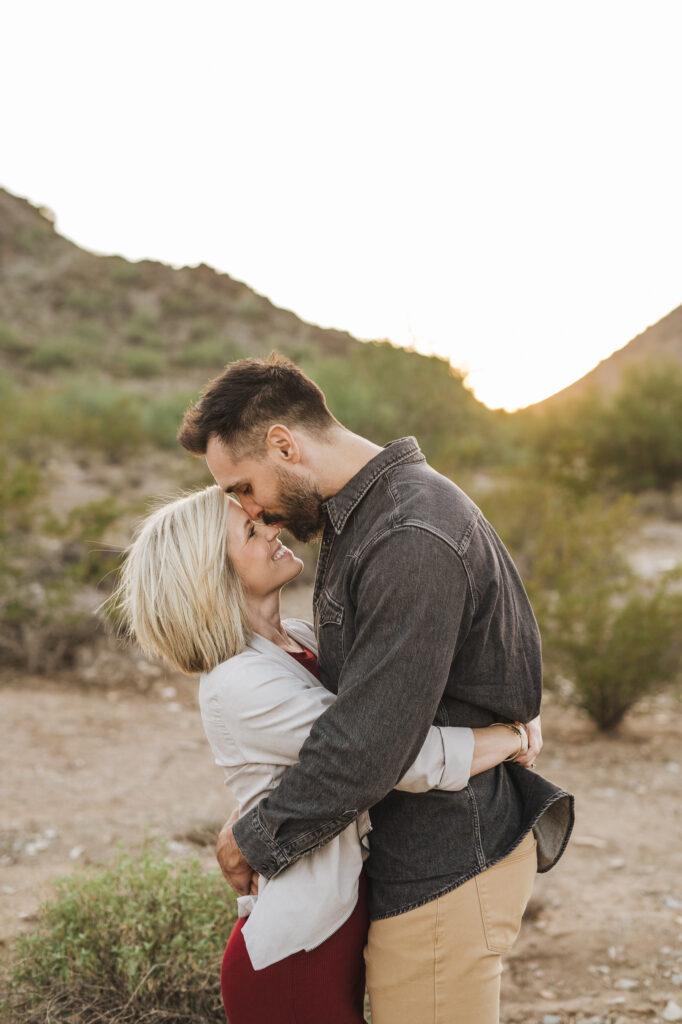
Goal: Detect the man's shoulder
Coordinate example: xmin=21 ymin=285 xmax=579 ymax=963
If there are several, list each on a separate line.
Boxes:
xmin=379 ymin=458 xmax=481 ymax=550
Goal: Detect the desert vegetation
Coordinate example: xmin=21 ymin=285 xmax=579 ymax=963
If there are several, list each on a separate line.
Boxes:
xmin=1 ymin=848 xmax=235 ymax=1024
xmin=2 ymin=188 xmax=682 ymax=1022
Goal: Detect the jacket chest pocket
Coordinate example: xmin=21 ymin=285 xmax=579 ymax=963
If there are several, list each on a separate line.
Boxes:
xmin=315 ymin=588 xmax=346 ymax=672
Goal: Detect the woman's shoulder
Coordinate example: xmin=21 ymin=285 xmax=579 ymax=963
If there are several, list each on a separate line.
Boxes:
xmin=200 ymin=644 xmax=274 ymax=694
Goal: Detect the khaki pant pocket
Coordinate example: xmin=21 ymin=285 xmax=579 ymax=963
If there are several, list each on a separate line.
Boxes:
xmin=475 ymin=831 xmax=537 ymax=954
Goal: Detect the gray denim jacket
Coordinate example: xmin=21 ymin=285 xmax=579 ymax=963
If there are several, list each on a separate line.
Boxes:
xmin=233 ymin=438 xmax=574 ymax=919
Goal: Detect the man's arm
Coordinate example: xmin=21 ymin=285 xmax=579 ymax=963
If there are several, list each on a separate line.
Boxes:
xmin=231 ymin=526 xmax=476 ymax=880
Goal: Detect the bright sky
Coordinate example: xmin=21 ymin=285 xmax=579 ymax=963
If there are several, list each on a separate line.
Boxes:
xmin=3 ymin=1 xmax=682 ymax=409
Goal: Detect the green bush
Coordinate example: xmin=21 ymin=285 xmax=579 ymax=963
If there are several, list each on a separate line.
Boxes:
xmin=124 ymin=311 xmax=165 ymax=349
xmin=141 ymin=391 xmax=198 ymax=448
xmin=59 ymin=285 xmax=111 ymax=316
xmin=173 ymin=338 xmax=240 ymax=369
xmin=2 ymin=849 xmax=236 ymax=1024
xmin=0 ymin=320 xmax=31 ymax=355
xmin=21 ymin=337 xmax=91 ymax=371
xmin=483 ymin=477 xmax=682 ymax=729
xmin=121 ymin=347 xmax=166 ymax=378
xmin=521 ymin=360 xmax=682 ymax=493
xmin=111 ymin=261 xmax=142 ymax=286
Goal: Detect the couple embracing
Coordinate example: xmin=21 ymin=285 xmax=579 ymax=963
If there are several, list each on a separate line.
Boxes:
xmin=118 ymin=355 xmax=573 ymax=1023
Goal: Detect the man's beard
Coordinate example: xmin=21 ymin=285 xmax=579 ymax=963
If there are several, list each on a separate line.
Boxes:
xmin=261 ymin=466 xmax=326 ymax=543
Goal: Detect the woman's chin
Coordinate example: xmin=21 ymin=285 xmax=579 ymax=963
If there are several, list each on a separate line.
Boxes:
xmin=282 ymin=556 xmax=305 ymax=583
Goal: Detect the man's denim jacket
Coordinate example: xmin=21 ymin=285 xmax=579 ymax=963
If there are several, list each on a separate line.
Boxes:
xmin=233 ymin=438 xmax=574 ymax=919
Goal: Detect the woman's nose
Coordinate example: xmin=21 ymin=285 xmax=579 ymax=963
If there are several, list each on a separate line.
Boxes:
xmin=262 ymin=523 xmax=281 ymax=541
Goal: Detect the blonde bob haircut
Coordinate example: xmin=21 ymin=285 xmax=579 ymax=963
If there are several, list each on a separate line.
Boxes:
xmin=113 ymin=485 xmax=251 ymax=674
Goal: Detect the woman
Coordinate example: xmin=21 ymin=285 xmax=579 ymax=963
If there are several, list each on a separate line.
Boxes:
xmin=114 ymin=485 xmax=531 ymax=1024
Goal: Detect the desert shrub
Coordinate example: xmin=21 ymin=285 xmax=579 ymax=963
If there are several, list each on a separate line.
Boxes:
xmin=59 ymin=285 xmax=112 ymax=316
xmin=553 ymin=573 xmax=682 ymax=730
xmin=483 ymin=477 xmax=682 ymax=729
xmin=141 ymin=391 xmax=198 ymax=448
xmin=21 ymin=336 xmax=92 ymax=371
xmin=163 ymin=293 xmax=196 ymax=316
xmin=173 ymin=338 xmax=240 ymax=368
xmin=111 ymin=260 xmax=142 ymax=286
xmin=0 ymin=492 xmax=126 ymax=673
xmin=121 ymin=348 xmax=166 ymax=378
xmin=521 ymin=360 xmax=682 ymax=493
xmin=0 ymin=319 xmax=31 ymax=355
xmin=124 ymin=311 xmax=164 ymax=349
xmin=38 ymin=382 xmax=148 ymax=458
xmin=2 ymin=849 xmax=236 ymax=1024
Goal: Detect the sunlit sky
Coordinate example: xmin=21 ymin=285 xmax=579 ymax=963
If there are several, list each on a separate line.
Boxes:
xmin=3 ymin=1 xmax=682 ymax=409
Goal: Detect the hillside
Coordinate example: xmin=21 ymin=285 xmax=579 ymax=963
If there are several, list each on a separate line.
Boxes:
xmin=0 ymin=187 xmax=355 ymax=386
xmin=533 ymin=302 xmax=682 ymax=407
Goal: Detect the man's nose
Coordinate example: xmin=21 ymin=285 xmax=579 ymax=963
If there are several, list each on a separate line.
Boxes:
xmin=240 ymin=495 xmax=263 ymax=520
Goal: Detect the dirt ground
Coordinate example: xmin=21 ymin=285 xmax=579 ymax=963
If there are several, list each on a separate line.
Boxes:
xmin=1 ymin=591 xmax=681 ymax=1024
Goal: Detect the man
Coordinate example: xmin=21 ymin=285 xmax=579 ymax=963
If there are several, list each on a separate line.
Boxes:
xmin=178 ymin=355 xmax=573 ymax=1023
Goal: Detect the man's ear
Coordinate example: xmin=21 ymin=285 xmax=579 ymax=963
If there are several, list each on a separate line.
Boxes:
xmin=266 ymin=424 xmax=300 ymax=463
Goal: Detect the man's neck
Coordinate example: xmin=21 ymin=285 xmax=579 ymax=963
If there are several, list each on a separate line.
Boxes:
xmin=310 ymin=428 xmax=383 ymax=499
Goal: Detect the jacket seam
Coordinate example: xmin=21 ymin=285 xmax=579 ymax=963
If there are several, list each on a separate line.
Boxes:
xmin=353 ymin=523 xmax=477 ymax=615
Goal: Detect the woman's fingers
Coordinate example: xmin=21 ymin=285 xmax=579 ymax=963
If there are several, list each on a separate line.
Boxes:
xmin=515 ymin=715 xmax=542 ymax=767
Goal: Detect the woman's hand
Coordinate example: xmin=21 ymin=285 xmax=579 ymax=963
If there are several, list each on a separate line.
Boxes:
xmin=515 ymin=715 xmax=542 ymax=767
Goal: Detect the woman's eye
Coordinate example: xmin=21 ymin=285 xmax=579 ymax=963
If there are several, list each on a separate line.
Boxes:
xmin=248 ymin=524 xmax=256 ymax=538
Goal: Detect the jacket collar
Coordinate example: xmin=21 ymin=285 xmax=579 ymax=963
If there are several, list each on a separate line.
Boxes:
xmin=323 ymin=437 xmax=424 ymax=535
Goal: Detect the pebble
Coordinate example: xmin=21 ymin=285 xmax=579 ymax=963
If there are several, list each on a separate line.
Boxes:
xmin=25 ymin=838 xmax=50 ymax=856
xmin=671 ymin=974 xmax=682 ymax=987
xmin=609 ymin=857 xmax=626 ymax=869
xmin=614 ymin=978 xmax=639 ymax=989
xmin=666 ymin=897 xmax=682 ymax=910
xmin=540 ymin=989 xmax=557 ymax=1000
xmin=663 ymin=1002 xmax=682 ymax=1022
xmin=166 ymin=702 xmax=182 ymax=713
xmin=2 ymin=885 xmax=16 ymax=895
xmin=541 ymin=1016 xmax=562 ymax=1024
xmin=69 ymin=845 xmax=84 ymax=860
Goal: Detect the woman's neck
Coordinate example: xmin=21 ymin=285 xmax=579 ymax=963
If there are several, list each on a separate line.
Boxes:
xmin=246 ymin=591 xmax=303 ymax=652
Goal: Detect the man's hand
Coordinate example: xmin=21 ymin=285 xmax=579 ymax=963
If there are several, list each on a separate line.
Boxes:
xmin=515 ymin=714 xmax=542 ymax=767
xmin=216 ymin=808 xmax=258 ymax=895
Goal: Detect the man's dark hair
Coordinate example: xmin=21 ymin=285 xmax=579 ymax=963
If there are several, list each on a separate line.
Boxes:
xmin=178 ymin=353 xmax=338 ymax=457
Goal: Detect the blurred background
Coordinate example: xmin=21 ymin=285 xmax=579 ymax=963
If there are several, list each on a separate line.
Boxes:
xmin=1 ymin=3 xmax=682 ymax=1023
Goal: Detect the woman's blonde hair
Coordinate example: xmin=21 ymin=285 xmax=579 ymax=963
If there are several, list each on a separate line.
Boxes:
xmin=111 ymin=485 xmax=250 ymax=674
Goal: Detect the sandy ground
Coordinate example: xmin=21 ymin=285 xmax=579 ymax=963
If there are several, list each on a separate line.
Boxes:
xmin=1 ymin=588 xmax=681 ymax=1024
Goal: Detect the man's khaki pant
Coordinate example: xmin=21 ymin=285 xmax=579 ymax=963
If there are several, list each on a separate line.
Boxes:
xmin=364 ymin=831 xmax=537 ymax=1024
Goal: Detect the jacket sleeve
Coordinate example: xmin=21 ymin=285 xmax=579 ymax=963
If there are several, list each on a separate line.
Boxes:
xmin=396 ymin=726 xmax=474 ymax=793
xmin=232 ymin=526 xmax=474 ymax=878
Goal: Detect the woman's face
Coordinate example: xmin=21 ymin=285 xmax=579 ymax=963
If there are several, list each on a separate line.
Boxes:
xmin=225 ymin=498 xmax=303 ymax=597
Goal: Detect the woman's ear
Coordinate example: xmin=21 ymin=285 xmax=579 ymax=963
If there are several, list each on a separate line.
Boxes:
xmin=265 ymin=424 xmax=300 ymax=463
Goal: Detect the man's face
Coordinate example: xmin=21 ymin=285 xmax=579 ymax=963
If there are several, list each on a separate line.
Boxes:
xmin=205 ymin=436 xmax=326 ymax=543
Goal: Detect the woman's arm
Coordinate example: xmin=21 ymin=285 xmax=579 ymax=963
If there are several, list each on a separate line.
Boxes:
xmin=396 ymin=721 xmax=528 ymax=794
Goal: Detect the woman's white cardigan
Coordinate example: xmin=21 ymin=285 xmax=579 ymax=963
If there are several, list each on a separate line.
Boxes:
xmin=199 ymin=619 xmax=474 ymax=970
